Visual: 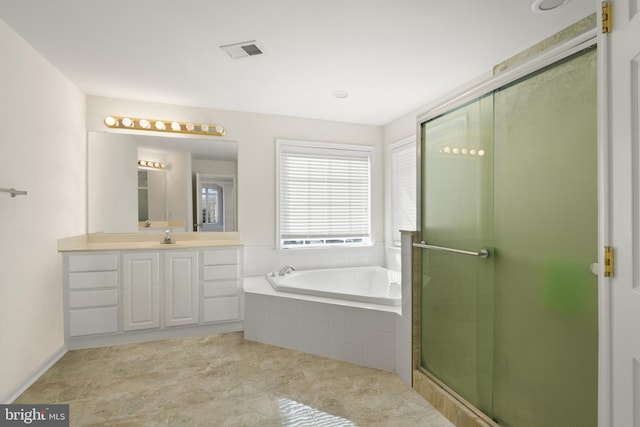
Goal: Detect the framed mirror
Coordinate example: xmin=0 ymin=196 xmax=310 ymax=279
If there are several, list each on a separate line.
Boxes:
xmin=87 ymin=131 xmax=237 ymax=233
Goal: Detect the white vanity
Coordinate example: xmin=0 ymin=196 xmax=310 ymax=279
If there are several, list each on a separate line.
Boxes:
xmin=59 ymin=232 xmax=243 ymax=349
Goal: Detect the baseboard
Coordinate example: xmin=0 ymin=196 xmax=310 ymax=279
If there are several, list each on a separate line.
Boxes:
xmin=67 ymin=321 xmax=244 ymax=350
xmin=1 ymin=344 xmax=68 ymax=404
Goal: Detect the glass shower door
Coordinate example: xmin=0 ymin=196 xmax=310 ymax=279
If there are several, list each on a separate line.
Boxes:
xmin=420 ymin=93 xmax=495 ymax=415
xmin=419 ymin=47 xmax=598 ymax=426
xmin=491 ymin=48 xmax=598 ymax=427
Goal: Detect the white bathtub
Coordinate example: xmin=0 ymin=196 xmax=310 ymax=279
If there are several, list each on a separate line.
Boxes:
xmin=266 ymin=266 xmax=401 ymax=306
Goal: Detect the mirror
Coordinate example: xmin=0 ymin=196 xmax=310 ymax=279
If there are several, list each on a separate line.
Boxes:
xmin=138 ymin=169 xmax=167 ymax=222
xmin=87 ymin=131 xmax=237 ymax=233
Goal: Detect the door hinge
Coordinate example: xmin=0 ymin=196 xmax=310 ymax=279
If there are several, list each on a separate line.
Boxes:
xmin=604 ymin=246 xmax=614 ymax=277
xmin=602 ymin=1 xmax=612 ymax=33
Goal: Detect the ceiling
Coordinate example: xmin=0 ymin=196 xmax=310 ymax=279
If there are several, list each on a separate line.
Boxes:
xmin=0 ymin=0 xmax=596 ymax=126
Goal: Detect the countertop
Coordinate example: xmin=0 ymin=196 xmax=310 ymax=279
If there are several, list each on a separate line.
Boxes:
xmin=58 ymin=232 xmax=243 ymax=252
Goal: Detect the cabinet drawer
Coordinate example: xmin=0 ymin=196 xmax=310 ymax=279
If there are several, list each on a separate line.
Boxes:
xmin=203 ymin=281 xmax=238 ymax=297
xmin=203 ymin=264 xmax=238 ymax=281
xmin=69 ymin=307 xmax=118 ymax=336
xmin=203 ymin=297 xmax=239 ymax=322
xmin=203 ymin=249 xmax=238 ymax=266
xmin=68 ymin=253 xmax=118 ymax=272
xmin=69 ymin=289 xmax=118 ymax=308
xmin=69 ymin=271 xmax=118 ymax=289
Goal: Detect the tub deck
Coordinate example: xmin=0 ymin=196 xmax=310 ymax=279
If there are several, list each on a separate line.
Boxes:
xmin=266 ymin=266 xmax=401 ymax=306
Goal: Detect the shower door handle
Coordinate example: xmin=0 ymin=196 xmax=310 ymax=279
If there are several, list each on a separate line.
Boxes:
xmin=413 ymin=241 xmax=491 ymax=259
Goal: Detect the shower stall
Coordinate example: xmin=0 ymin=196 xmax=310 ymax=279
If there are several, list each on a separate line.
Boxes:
xmin=415 ymin=34 xmax=598 ymax=426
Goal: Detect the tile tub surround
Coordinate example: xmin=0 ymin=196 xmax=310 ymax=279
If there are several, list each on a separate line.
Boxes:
xmin=244 ymin=276 xmax=400 ymax=373
xmin=14 ymin=332 xmax=454 ymax=426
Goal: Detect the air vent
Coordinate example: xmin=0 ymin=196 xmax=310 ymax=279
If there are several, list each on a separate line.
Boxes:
xmin=220 ymin=40 xmax=264 ymax=59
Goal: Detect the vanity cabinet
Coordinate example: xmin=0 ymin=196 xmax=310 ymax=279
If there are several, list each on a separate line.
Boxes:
xmin=201 ymin=248 xmax=242 ymax=323
xmin=62 ymin=244 xmax=243 ymax=348
xmin=164 ymin=251 xmax=199 ymax=327
xmin=66 ymin=253 xmax=119 ymax=337
xmin=122 ymin=252 xmax=160 ymax=331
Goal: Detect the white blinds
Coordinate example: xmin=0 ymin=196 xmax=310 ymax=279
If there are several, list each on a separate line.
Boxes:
xmin=391 ymin=140 xmax=416 ymax=244
xmin=278 ymin=142 xmax=371 ymax=247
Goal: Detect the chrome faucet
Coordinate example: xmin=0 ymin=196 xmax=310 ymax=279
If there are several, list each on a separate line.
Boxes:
xmin=278 ymin=265 xmax=296 ymax=276
xmin=162 ymin=229 xmax=175 ymax=244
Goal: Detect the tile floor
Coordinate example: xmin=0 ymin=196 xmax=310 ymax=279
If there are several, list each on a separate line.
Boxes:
xmin=14 ymin=332 xmax=453 ymax=426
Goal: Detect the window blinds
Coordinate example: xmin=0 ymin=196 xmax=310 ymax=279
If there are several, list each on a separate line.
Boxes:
xmin=391 ymin=141 xmax=416 ymax=244
xmin=278 ymin=142 xmax=371 ymax=247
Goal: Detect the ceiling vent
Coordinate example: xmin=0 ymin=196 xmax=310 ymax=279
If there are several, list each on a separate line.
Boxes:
xmin=220 ymin=40 xmax=264 ymax=59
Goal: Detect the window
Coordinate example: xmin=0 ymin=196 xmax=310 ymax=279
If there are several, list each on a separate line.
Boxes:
xmin=390 ymin=137 xmax=416 ymax=245
xmin=277 ymin=139 xmax=372 ymax=249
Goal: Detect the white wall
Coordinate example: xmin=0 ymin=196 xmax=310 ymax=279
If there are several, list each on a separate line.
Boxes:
xmin=0 ymin=19 xmax=86 ymax=402
xmin=86 ymin=96 xmax=385 ymax=275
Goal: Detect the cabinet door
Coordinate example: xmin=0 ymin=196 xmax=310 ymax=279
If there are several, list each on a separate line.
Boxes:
xmin=164 ymin=251 xmax=199 ymax=327
xmin=122 ymin=252 xmax=159 ymax=331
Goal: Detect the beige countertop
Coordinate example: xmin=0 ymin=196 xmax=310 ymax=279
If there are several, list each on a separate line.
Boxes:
xmin=58 ymin=232 xmax=242 ymax=252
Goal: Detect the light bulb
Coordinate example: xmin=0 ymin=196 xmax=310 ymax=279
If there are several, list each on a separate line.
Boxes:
xmin=104 ymin=116 xmax=117 ymax=127
xmin=215 ymin=125 xmax=225 ymax=134
xmin=153 ymin=162 xmax=160 ymax=168
xmin=470 ymin=149 xmax=477 ymax=156
xmin=461 ymin=148 xmax=468 ymax=155
xmin=139 ymin=119 xmax=151 ymax=129
xmin=452 ymin=147 xmax=460 ymax=154
xmin=122 ymin=117 xmax=134 ymax=127
xmin=171 ymin=122 xmax=181 ymax=131
xmin=185 ymin=123 xmax=195 ymax=131
xmin=443 ymin=147 xmax=451 ymax=154
xmin=140 ymin=160 xmax=147 ymax=166
xmin=478 ymin=150 xmax=485 ymax=156
xmin=155 ymin=121 xmax=166 ymax=130
xmin=200 ymin=124 xmax=209 ymax=132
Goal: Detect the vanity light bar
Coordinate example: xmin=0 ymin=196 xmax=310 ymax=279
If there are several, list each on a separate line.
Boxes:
xmin=138 ymin=160 xmax=165 ymax=169
xmin=104 ymin=116 xmax=226 ymax=136
xmin=439 ymin=146 xmax=486 ymax=156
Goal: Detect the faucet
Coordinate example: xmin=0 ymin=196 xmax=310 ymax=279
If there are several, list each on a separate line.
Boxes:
xmin=162 ymin=229 xmax=175 ymax=244
xmin=278 ymin=265 xmax=296 ymax=276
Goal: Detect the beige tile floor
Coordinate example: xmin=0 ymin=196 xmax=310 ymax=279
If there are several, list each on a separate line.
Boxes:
xmin=15 ymin=332 xmax=454 ymax=426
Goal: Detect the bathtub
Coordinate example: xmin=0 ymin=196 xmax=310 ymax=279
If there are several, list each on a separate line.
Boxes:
xmin=266 ymin=266 xmax=401 ymax=306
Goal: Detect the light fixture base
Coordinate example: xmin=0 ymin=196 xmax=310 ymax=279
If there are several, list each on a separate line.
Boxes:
xmin=104 ymin=116 xmax=226 ymax=136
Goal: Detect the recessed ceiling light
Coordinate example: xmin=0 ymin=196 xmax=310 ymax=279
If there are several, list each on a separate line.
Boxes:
xmin=531 ymin=0 xmax=570 ymax=12
xmin=332 ymin=90 xmax=349 ymax=99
